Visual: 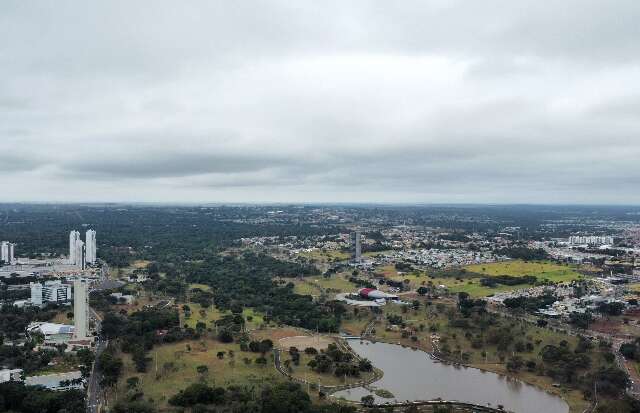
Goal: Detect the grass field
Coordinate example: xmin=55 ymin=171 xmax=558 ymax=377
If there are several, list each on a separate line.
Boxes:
xmin=465 ymin=260 xmax=582 ymax=282
xmin=188 ymin=283 xmax=212 ymax=291
xmin=384 ymin=261 xmax=584 ymax=297
xmin=181 ymin=303 xmax=265 ymax=330
xmin=291 ymin=274 xmax=357 ymax=296
xmin=51 ymin=310 xmax=73 ymax=324
xmin=112 ymin=338 xmax=283 ymax=409
xmin=131 ymin=260 xmax=152 ymax=269
xmin=298 ymin=249 xmax=350 ymax=261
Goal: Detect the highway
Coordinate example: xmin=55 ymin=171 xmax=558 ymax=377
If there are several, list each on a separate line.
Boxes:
xmin=86 ymin=268 xmax=108 ymax=413
xmin=86 ymin=336 xmax=107 ymax=413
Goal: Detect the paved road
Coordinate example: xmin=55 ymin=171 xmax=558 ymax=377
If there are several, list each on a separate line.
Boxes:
xmin=86 ymin=337 xmax=107 ymax=413
xmin=86 ymin=306 xmax=106 ymax=413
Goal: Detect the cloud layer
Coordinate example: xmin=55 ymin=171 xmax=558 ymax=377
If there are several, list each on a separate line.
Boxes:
xmin=2 ymin=0 xmax=640 ymax=203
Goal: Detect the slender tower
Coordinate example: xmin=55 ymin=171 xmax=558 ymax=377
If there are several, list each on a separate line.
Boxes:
xmin=69 ymin=231 xmax=80 ymax=265
xmin=73 ymin=279 xmax=89 ymax=339
xmin=351 ymin=230 xmax=361 ymax=262
xmin=85 ymin=230 xmax=97 ymax=264
xmin=75 ymin=240 xmax=85 ymax=270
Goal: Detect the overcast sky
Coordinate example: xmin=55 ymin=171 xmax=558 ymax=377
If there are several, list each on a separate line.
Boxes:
xmin=1 ymin=1 xmax=640 ymax=204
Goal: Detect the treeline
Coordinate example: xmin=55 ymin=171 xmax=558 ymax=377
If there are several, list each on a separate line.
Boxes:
xmin=100 ymin=307 xmax=181 ymax=374
xmin=183 ymin=253 xmax=343 ymax=332
xmin=0 ymin=304 xmax=60 ymax=340
xmin=495 ymin=246 xmax=549 ymax=261
xmin=0 ymin=381 xmax=85 ymax=413
xmin=444 ymin=295 xmax=626 ymax=403
xmin=167 ymin=382 xmax=356 ymax=413
xmin=0 ymin=204 xmax=338 ymax=265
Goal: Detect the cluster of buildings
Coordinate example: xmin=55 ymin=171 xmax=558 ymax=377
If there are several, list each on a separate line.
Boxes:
xmin=30 ymin=280 xmax=72 ymax=306
xmin=27 ymin=279 xmax=91 ymax=344
xmin=69 ymin=229 xmax=97 ymax=269
xmin=568 ymin=235 xmax=614 ymax=246
xmin=1 ymin=241 xmax=16 ymax=264
xmin=389 ymin=248 xmax=501 ymax=269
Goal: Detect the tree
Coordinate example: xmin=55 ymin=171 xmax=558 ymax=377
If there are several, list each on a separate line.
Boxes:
xmin=126 ymin=376 xmax=140 ymax=390
xmin=361 ymin=395 xmax=375 ymax=407
xmin=113 ymin=400 xmax=156 ymax=413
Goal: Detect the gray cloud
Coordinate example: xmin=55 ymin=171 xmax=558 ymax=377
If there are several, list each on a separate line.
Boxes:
xmin=1 ymin=1 xmax=640 ymax=203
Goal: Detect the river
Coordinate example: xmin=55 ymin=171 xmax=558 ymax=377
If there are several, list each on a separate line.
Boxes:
xmin=333 ymin=340 xmax=569 ymax=413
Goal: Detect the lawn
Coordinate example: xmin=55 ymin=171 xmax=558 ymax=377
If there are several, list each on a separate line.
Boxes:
xmin=132 ymin=260 xmax=152 ymax=269
xmin=395 ymin=260 xmax=586 ymax=298
xmin=298 ymin=249 xmax=350 ymax=262
xmin=180 ymin=303 xmax=265 ymax=331
xmin=51 ymin=310 xmax=74 ymax=325
xmin=465 ymin=260 xmax=583 ymax=283
xmin=112 ymin=338 xmax=283 ymax=409
xmin=291 ymin=274 xmax=357 ymax=296
xmin=188 ymin=283 xmax=212 ymax=292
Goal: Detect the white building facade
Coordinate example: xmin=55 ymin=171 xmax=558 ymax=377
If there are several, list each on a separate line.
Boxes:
xmin=569 ymin=235 xmax=614 ymax=245
xmin=69 ymin=231 xmax=81 ymax=266
xmin=85 ymin=229 xmax=97 ymax=264
xmin=73 ymin=279 xmax=89 ymax=339
xmin=1 ymin=241 xmax=15 ymax=264
xmin=30 ymin=281 xmax=72 ymax=306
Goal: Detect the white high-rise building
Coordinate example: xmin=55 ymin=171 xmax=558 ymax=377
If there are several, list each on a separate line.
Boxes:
xmin=85 ymin=230 xmax=97 ymax=264
xmin=1 ymin=241 xmax=15 ymax=264
xmin=73 ymin=279 xmax=89 ymax=339
xmin=30 ymin=281 xmax=72 ymax=307
xmin=75 ymin=240 xmax=85 ymax=270
xmin=69 ymin=231 xmax=81 ymax=265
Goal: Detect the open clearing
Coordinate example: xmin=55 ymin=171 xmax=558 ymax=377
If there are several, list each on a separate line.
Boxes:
xmin=112 ymin=338 xmax=282 ymax=409
xmin=384 ymin=260 xmax=585 ymax=297
xmin=291 ymin=274 xmax=357 ymax=296
xmin=180 ymin=303 xmax=264 ymax=330
xmin=465 ymin=260 xmax=582 ymax=282
xmin=278 ymin=335 xmax=334 ymax=351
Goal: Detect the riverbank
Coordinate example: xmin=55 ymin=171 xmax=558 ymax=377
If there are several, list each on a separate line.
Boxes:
xmin=364 ymin=336 xmax=587 ymax=413
xmin=334 ymin=339 xmax=570 ymax=413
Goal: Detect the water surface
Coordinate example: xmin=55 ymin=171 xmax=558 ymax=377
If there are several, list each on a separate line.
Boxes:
xmin=333 ymin=340 xmax=568 ymax=413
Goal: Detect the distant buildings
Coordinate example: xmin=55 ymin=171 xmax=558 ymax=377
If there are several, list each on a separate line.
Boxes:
xmin=69 ymin=229 xmax=97 ymax=268
xmin=569 ymin=235 xmax=614 ymax=246
xmin=1 ymin=241 xmax=15 ymax=264
xmin=73 ymin=279 xmax=89 ymax=340
xmin=30 ymin=281 xmax=72 ymax=306
xmin=0 ymin=369 xmax=23 ymax=383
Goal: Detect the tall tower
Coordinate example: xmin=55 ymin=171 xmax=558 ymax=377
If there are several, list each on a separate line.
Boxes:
xmin=85 ymin=230 xmax=97 ymax=264
xmin=69 ymin=231 xmax=80 ymax=265
xmin=351 ymin=230 xmax=362 ymax=263
xmin=73 ymin=279 xmax=89 ymax=339
xmin=0 ymin=241 xmax=11 ymax=264
xmin=75 ymin=240 xmax=85 ymax=270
